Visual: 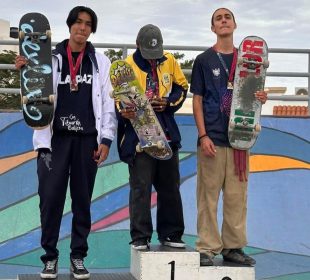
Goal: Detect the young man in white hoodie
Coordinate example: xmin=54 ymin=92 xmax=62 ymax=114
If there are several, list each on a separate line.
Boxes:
xmin=15 ymin=6 xmax=116 ymax=279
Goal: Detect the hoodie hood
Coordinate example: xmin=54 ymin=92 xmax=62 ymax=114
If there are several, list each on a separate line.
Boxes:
xmin=54 ymin=39 xmax=95 ymax=57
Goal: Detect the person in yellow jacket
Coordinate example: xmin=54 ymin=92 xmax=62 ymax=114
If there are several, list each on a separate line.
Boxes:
xmin=116 ymin=24 xmax=188 ymax=250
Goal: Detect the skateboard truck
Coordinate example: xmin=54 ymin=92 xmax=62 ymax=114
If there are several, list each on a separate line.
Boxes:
xmin=110 ymin=88 xmax=132 ymax=98
xmin=22 ymin=94 xmax=54 ymax=105
xmin=10 ymin=27 xmax=19 ymax=39
xmin=19 ymin=30 xmax=51 ymax=43
xmin=230 ymin=121 xmax=261 ymax=133
xmin=238 ymin=57 xmax=269 ymax=69
xmin=136 ymin=140 xmax=165 ymax=153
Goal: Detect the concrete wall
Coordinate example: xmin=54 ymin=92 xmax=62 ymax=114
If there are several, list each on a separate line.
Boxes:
xmin=0 ymin=113 xmax=309 ymax=279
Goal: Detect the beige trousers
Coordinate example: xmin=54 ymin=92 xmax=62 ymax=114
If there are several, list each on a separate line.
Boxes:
xmin=196 ymin=146 xmax=249 ymax=255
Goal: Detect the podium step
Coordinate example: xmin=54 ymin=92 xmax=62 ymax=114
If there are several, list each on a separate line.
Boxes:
xmin=18 ymin=273 xmax=136 ymax=280
xmin=199 ymin=259 xmax=255 ymax=280
xmin=130 ymin=245 xmax=255 ymax=280
xmin=130 ymin=244 xmax=199 ymax=280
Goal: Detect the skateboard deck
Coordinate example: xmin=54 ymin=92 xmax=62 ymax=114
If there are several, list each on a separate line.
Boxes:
xmin=109 ymin=60 xmax=173 ymax=160
xmin=19 ymin=13 xmax=54 ymax=129
xmin=228 ymin=36 xmax=269 ymax=150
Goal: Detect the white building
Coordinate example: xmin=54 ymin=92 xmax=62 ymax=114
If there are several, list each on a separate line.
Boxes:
xmin=0 ymin=19 xmax=18 ymax=53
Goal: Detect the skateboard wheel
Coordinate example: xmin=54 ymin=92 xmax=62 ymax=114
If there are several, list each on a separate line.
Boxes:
xmin=46 ymin=30 xmax=52 ymax=39
xmin=237 ymin=57 xmax=244 ymax=65
xmin=109 ymin=90 xmax=115 ymax=98
xmin=263 ymin=60 xmax=269 ymax=68
xmin=157 ymin=140 xmax=165 ymax=149
xmin=19 ymin=31 xmax=25 ymax=40
xmin=254 ymin=124 xmax=261 ymax=132
xmin=49 ymin=95 xmax=54 ymax=104
xmin=130 ymin=86 xmax=137 ymax=94
xmin=22 ymin=96 xmax=28 ymax=104
xmin=229 ymin=121 xmax=235 ymax=129
xmin=136 ymin=143 xmax=143 ymax=153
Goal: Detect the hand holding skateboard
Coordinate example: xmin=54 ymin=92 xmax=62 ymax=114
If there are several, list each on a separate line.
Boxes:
xmin=15 ymin=55 xmax=28 ymax=70
xmin=150 ymin=97 xmax=168 ymax=112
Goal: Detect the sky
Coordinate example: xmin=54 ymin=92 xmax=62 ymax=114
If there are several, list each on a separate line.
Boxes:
xmin=1 ymin=0 xmax=310 ymax=94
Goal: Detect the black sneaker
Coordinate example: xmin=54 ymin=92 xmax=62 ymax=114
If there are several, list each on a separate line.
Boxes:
xmin=200 ymin=252 xmax=214 ymax=266
xmin=70 ymin=258 xmax=90 ymax=279
xmin=131 ymin=239 xmax=150 ymax=250
xmin=160 ymin=236 xmax=186 ymax=248
xmin=222 ymin=248 xmax=256 ymax=266
xmin=40 ymin=259 xmax=58 ymax=279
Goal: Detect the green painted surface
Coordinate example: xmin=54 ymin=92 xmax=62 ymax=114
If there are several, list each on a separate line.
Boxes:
xmin=0 ymin=154 xmax=190 ymax=243
xmin=265 ymin=273 xmax=310 ymax=280
xmin=2 ymin=230 xmax=264 ymax=269
xmin=0 ymin=162 xmax=129 ymax=242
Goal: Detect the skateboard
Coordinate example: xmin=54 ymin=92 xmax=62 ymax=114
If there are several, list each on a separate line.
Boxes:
xmin=109 ymin=60 xmax=173 ymax=160
xmin=18 ymin=13 xmax=54 ymax=129
xmin=228 ymin=36 xmax=269 ymax=150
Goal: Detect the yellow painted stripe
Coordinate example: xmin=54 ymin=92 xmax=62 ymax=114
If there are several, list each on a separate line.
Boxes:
xmin=1 ymin=152 xmax=309 ymax=176
xmin=0 ymin=151 xmax=37 ymax=175
xmin=250 ymin=155 xmax=310 ymax=172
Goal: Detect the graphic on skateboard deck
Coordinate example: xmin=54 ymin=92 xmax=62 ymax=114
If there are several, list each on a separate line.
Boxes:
xmin=109 ymin=60 xmax=173 ymax=160
xmin=19 ymin=12 xmax=54 ymax=129
xmin=228 ymin=36 xmax=269 ymax=150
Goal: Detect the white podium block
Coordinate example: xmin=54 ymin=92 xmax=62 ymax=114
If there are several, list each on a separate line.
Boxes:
xmin=130 ymin=245 xmax=200 ymax=280
xmin=199 ymin=259 xmax=255 ymax=280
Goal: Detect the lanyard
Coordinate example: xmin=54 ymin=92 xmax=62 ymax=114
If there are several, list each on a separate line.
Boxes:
xmin=66 ymin=44 xmax=85 ymax=92
xmin=213 ymin=46 xmax=237 ymax=89
xmin=149 ymin=60 xmax=159 ymax=98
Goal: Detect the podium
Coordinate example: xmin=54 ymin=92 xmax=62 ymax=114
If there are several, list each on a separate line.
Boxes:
xmin=130 ymin=245 xmax=255 ymax=280
xmin=18 ymin=245 xmax=255 ymax=280
xmin=131 ymin=245 xmax=199 ymax=280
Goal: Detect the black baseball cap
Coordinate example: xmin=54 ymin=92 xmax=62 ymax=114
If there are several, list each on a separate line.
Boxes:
xmin=136 ymin=24 xmax=163 ymax=59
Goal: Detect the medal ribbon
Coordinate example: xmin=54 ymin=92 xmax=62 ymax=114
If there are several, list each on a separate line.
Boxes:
xmin=213 ymin=46 xmax=238 ymax=85
xmin=149 ymin=60 xmax=159 ymax=98
xmin=66 ymin=44 xmax=85 ymax=88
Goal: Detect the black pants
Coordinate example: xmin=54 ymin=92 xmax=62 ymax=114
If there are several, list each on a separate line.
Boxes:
xmin=37 ymin=133 xmax=97 ymax=263
xmin=128 ymin=150 xmax=184 ymax=242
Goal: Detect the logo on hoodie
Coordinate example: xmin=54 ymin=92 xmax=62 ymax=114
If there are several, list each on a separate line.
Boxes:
xmin=40 ymin=152 xmax=52 ymax=171
xmin=59 ymin=74 xmax=92 ymax=85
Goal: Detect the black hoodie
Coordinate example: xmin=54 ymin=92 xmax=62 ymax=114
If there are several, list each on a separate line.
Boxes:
xmin=53 ymin=39 xmax=97 ymax=135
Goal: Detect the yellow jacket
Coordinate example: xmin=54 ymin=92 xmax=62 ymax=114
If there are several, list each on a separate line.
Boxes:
xmin=126 ymin=51 xmax=188 ymax=108
xmin=117 ymin=49 xmax=188 ymax=164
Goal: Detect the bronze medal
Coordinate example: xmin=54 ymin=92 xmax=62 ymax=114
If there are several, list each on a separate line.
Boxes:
xmin=67 ymin=44 xmax=85 ymax=93
xmin=70 ymin=80 xmax=78 ymax=92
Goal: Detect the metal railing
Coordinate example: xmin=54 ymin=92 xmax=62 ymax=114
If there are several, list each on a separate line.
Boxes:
xmin=0 ymin=39 xmax=309 ymax=108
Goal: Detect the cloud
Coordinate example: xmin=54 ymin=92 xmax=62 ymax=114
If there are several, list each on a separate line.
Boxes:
xmin=1 ymin=0 xmax=309 ymax=94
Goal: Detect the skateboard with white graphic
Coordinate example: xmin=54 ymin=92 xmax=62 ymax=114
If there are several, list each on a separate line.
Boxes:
xmin=228 ymin=36 xmax=269 ymax=150
xmin=19 ymin=13 xmax=54 ymax=129
xmin=109 ymin=60 xmax=172 ymax=160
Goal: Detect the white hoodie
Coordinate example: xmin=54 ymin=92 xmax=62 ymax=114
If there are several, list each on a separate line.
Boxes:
xmin=33 ymin=51 xmax=117 ymax=151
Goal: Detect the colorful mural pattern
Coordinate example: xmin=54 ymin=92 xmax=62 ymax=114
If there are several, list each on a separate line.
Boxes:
xmin=0 ymin=113 xmax=309 ymax=279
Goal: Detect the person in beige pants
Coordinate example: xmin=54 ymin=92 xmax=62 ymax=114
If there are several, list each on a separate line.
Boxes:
xmin=191 ymin=7 xmax=267 ymax=266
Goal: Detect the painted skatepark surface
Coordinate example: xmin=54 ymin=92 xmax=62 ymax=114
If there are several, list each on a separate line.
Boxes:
xmin=0 ymin=113 xmax=309 ymax=279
